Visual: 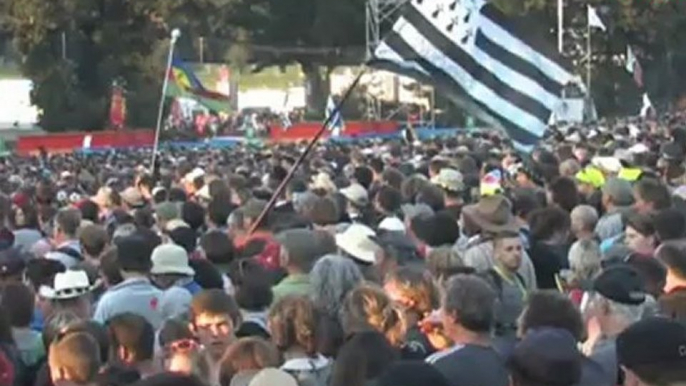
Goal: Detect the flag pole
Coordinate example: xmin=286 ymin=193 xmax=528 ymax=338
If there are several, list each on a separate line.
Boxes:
xmin=151 ymin=29 xmax=181 ymax=170
xmin=557 ymin=0 xmax=564 ymax=53
xmin=586 ymin=20 xmax=592 ymax=97
xmin=248 ymin=67 xmax=367 ymax=235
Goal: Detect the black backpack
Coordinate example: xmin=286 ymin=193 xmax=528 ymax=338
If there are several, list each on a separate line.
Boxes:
xmin=485 ymin=268 xmax=526 ymax=297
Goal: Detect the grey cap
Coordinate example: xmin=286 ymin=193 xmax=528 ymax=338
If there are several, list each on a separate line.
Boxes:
xmin=602 ymin=178 xmax=634 ymax=207
xmin=155 ymin=202 xmax=180 ymax=223
xmin=276 ymin=229 xmax=322 ymax=270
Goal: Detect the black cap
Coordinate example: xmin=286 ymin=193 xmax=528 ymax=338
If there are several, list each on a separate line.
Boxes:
xmin=168 ymin=227 xmax=198 ymax=254
xmin=0 ymin=229 xmax=14 ymax=252
xmin=617 ymin=317 xmax=686 ymax=369
xmin=508 ymin=328 xmax=582 ymax=386
xmin=0 ymin=248 xmax=25 ymax=277
xmin=660 ymin=142 xmax=684 ymax=162
xmin=593 ymin=265 xmax=646 ymax=305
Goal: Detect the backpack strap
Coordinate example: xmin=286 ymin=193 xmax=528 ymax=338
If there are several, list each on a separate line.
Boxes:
xmin=56 ymin=246 xmax=83 ymax=261
xmin=513 ymin=272 xmax=526 ymax=290
xmin=486 ymin=269 xmax=504 ymax=297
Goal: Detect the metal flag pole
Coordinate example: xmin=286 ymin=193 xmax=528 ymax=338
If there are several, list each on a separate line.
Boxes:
xmin=586 ymin=21 xmax=592 ymax=95
xmin=557 ymin=0 xmax=564 ymax=53
xmin=248 ymin=67 xmax=367 ymax=235
xmin=151 ymin=28 xmax=181 ymax=170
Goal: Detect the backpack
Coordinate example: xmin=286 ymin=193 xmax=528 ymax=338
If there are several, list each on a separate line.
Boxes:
xmin=485 ymin=268 xmax=526 ymax=298
xmin=485 ymin=269 xmax=526 ymax=335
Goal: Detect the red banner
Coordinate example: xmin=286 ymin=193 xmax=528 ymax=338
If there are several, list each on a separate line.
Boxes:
xmin=109 ymin=85 xmax=126 ymax=130
xmin=16 ymin=130 xmax=155 ymax=155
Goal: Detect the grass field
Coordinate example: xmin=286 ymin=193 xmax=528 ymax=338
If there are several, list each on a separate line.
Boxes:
xmin=0 ymin=66 xmax=21 ymax=79
xmin=190 ymin=64 xmax=305 ymax=91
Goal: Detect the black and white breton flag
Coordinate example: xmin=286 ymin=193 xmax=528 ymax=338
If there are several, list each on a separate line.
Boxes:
xmin=371 ymin=0 xmax=580 ymax=151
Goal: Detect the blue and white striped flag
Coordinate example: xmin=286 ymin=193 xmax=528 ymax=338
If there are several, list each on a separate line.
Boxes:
xmin=370 ymin=0 xmax=579 ymax=151
xmin=281 ymin=112 xmax=293 ymax=129
xmin=326 ymin=95 xmax=344 ymax=137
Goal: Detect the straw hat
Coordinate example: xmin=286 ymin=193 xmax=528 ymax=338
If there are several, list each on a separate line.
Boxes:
xmin=335 ymin=224 xmax=381 ymax=264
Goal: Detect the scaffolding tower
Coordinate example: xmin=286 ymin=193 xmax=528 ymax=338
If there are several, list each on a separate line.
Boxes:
xmin=364 ymin=0 xmax=408 ymax=120
xmin=365 ymin=0 xmax=408 ymax=58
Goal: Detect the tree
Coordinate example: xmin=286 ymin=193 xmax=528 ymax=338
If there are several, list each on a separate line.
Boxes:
xmin=3 ymin=0 xmax=171 ymax=131
xmin=231 ymin=0 xmax=366 ymax=113
xmin=491 ymin=0 xmax=686 ymax=116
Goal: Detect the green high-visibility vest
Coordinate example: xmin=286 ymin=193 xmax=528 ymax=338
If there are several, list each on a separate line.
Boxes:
xmin=618 ymin=167 xmax=642 ymax=182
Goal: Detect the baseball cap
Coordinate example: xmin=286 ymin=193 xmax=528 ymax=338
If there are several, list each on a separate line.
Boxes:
xmin=340 ymin=183 xmax=369 ymax=207
xmin=660 ymin=142 xmax=684 ymax=161
xmin=593 ymin=265 xmax=646 ymax=305
xmin=601 ymin=178 xmax=634 ymax=207
xmin=617 ymin=317 xmax=686 ymax=370
xmin=0 ymin=248 xmax=25 ymax=277
xmin=242 ymin=199 xmax=267 ymax=220
xmin=275 ymin=229 xmax=320 ymax=262
xmin=121 ymin=187 xmax=145 ymax=208
xmin=431 ymin=168 xmax=465 ymax=193
xmin=0 ymin=229 xmax=14 ymax=252
xmin=508 ymin=328 xmax=582 ymax=386
xmin=155 ymin=202 xmax=180 ymax=223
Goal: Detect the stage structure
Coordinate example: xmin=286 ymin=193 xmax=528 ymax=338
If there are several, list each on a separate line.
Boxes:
xmin=365 ymin=0 xmax=437 ymax=126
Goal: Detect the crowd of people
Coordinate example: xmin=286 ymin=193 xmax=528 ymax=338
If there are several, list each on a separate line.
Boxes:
xmin=0 ymin=116 xmax=685 ymax=386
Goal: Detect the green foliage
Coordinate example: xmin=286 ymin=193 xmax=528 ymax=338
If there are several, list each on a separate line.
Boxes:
xmin=493 ymin=0 xmax=686 ymax=116
xmin=4 ymin=0 xmax=686 ymax=128
xmin=4 ymin=0 xmax=168 ymax=131
xmin=230 ymin=0 xmax=366 ymax=113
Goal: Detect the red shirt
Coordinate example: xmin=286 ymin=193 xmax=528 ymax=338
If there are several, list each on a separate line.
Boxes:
xmin=235 ymin=231 xmax=281 ymax=271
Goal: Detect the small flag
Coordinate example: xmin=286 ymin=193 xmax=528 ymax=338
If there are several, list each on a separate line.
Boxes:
xmin=480 ymin=169 xmax=503 ymax=196
xmin=281 ymin=113 xmax=293 ymax=129
xmin=82 ymin=135 xmax=93 ymax=150
xmin=640 ymin=93 xmax=653 ymax=118
xmin=281 ymin=90 xmax=292 ymax=130
xmin=588 ymin=5 xmax=606 ymax=31
xmin=625 ymin=46 xmax=644 ymax=88
xmin=326 ymin=95 xmax=344 ymax=137
xmin=167 ymin=59 xmax=231 ymax=113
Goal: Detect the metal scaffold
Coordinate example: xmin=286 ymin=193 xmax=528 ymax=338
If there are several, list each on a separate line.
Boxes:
xmin=364 ymin=0 xmax=408 ymax=121
xmin=365 ymin=0 xmax=408 ymax=58
xmin=364 ymin=0 xmax=434 ymax=127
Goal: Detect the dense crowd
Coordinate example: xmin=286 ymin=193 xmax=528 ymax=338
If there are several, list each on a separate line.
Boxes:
xmin=0 ymin=117 xmax=685 ymax=386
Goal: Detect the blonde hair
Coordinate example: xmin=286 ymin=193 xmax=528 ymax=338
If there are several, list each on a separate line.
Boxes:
xmin=340 ymin=285 xmax=405 ymax=347
xmin=426 ymin=246 xmax=467 ymax=283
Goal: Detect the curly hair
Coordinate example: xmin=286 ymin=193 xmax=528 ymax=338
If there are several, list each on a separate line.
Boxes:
xmin=310 ymin=254 xmax=364 ymax=317
xmin=340 ymin=285 xmax=404 ymax=347
xmin=384 ymin=267 xmax=439 ymax=316
xmin=268 ymin=296 xmax=320 ymax=356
